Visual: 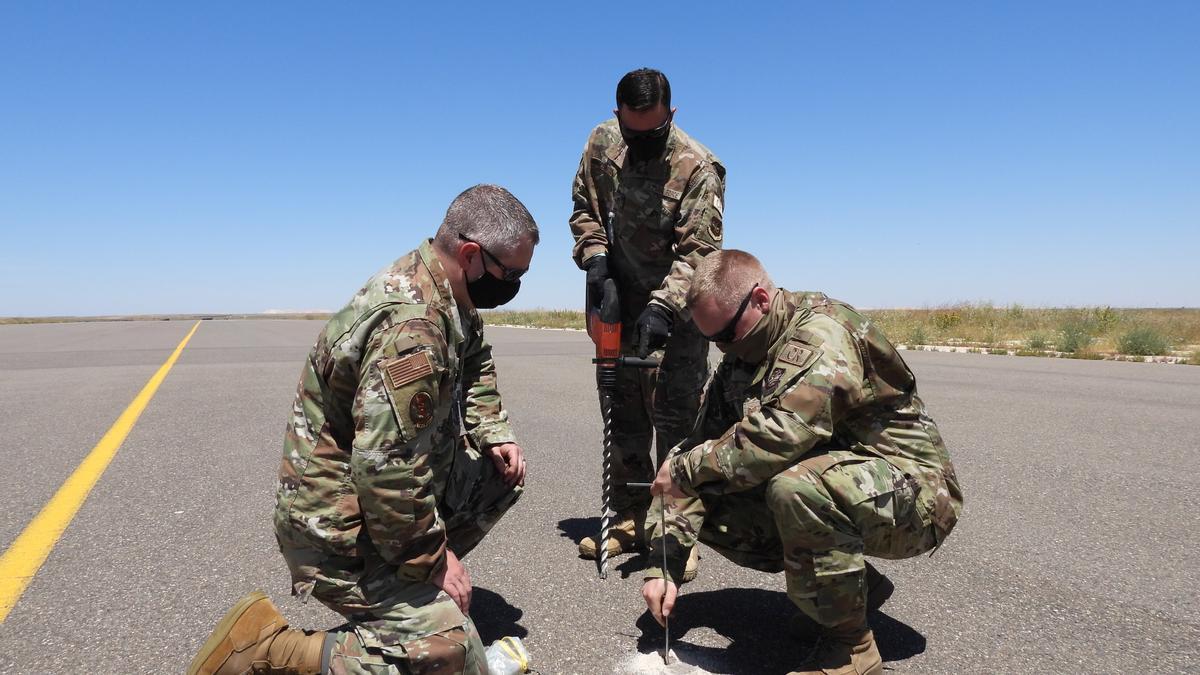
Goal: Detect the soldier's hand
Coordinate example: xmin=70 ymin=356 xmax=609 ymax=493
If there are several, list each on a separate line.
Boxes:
xmin=642 ymin=578 xmax=678 ymax=627
xmin=584 ymin=254 xmax=609 ymax=307
xmin=650 ymin=459 xmax=686 ymax=499
xmin=432 ymin=550 xmax=472 ymax=615
xmin=635 ymin=304 xmax=673 ymax=358
xmin=484 ymin=442 xmax=526 ymax=487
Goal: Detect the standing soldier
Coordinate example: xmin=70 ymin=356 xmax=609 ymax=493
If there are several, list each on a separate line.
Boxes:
xmin=643 ymin=250 xmax=963 ymax=675
xmin=570 ymin=68 xmax=725 ymax=577
xmin=188 ymin=185 xmax=538 ymax=675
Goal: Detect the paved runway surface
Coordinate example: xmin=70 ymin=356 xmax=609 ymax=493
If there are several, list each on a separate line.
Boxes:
xmin=1 ymin=320 xmax=1198 ymax=674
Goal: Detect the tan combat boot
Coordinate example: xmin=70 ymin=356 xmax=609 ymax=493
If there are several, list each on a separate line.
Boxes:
xmin=789 ymin=628 xmax=882 ymax=675
xmin=578 ymin=512 xmax=644 ymax=559
xmin=187 ymin=591 xmax=329 ymax=675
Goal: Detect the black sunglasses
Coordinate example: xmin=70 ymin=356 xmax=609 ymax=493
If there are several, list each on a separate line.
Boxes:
xmin=703 ymin=285 xmax=759 ymax=343
xmin=619 ymin=111 xmax=673 ymax=142
xmin=458 ymin=234 xmax=527 ymax=282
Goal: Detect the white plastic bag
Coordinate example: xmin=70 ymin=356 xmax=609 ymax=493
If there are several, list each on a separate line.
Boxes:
xmin=484 ymin=636 xmax=530 ymax=675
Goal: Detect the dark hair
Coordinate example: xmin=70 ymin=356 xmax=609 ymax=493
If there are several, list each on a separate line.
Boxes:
xmin=434 ymin=184 xmax=539 ymax=256
xmin=615 ymin=68 xmax=671 ymax=111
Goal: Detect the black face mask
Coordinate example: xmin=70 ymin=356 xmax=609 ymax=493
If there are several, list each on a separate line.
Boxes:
xmin=466 ymin=268 xmax=520 ymax=309
xmin=620 ymin=114 xmax=672 ymax=162
xmin=459 ymin=234 xmax=525 ymax=309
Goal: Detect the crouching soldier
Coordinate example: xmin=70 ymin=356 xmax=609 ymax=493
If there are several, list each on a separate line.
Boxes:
xmin=642 ymin=250 xmax=962 ymax=675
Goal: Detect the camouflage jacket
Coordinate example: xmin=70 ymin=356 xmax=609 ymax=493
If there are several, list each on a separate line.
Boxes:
xmin=570 ymin=119 xmax=725 ymax=321
xmin=274 ymin=240 xmax=515 ymax=585
xmin=670 ymin=290 xmax=962 ymax=535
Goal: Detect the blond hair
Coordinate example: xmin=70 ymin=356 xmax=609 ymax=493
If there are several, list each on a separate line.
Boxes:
xmin=687 ymin=250 xmax=775 ymax=312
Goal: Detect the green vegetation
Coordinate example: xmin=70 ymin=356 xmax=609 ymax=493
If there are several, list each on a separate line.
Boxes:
xmin=1058 ymin=319 xmax=1092 ymax=354
xmin=1117 ymin=326 xmax=1170 ymax=356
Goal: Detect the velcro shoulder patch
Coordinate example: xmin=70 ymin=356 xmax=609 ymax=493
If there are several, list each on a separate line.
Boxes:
xmin=384 ymin=351 xmax=434 ymax=389
xmin=778 ymin=341 xmax=820 ymax=371
xmin=663 ymin=186 xmax=683 ymax=201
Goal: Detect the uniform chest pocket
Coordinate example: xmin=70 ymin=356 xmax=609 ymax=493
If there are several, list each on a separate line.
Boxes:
xmin=618 ymin=178 xmax=678 ymax=235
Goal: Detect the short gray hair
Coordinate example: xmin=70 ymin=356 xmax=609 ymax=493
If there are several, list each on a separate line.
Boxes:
xmin=434 ymin=184 xmax=539 ymax=256
xmin=687 ymin=250 xmax=775 ymax=313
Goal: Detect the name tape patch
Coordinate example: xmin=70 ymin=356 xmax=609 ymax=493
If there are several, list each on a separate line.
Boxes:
xmin=778 ymin=343 xmax=818 ymax=370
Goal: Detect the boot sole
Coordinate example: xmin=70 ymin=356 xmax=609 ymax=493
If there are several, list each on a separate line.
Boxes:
xmin=186 ymin=591 xmax=269 ymax=675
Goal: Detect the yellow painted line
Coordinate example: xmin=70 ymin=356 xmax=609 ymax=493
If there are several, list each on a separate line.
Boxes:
xmin=0 ymin=321 xmax=201 ymax=622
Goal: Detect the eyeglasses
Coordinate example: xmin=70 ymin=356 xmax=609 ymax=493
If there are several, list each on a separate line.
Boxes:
xmin=702 ymin=285 xmax=758 ymax=343
xmin=458 ymin=234 xmax=527 ymax=282
xmin=619 ymin=111 xmax=673 ymax=142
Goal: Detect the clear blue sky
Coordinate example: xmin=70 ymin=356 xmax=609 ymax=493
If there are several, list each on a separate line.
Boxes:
xmin=2 ymin=2 xmax=1197 ymax=315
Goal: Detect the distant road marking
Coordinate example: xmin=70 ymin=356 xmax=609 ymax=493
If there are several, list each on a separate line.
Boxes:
xmin=0 ymin=321 xmax=201 ymax=623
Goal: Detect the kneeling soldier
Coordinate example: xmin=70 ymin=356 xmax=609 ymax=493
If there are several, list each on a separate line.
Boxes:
xmin=189 ymin=185 xmax=538 ymax=675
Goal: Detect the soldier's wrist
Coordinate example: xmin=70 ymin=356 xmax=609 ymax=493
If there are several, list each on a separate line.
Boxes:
xmin=473 ymin=425 xmax=515 ymax=449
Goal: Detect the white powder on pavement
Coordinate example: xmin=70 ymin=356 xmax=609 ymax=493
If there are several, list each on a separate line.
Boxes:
xmin=617 ymin=648 xmax=718 ymax=674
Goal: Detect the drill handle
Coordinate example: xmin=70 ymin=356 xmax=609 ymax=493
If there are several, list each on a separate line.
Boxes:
xmin=618 ymin=356 xmax=659 ymax=369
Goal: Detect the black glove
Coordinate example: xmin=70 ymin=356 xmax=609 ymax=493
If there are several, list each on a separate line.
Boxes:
xmin=584 ymin=255 xmax=609 ymax=309
xmin=635 ymin=304 xmax=673 ymax=357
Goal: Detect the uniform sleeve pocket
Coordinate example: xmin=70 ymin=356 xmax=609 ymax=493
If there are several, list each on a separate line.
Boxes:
xmin=378 ymin=349 xmax=444 ymax=443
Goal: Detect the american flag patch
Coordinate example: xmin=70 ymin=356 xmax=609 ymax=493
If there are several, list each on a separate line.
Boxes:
xmin=384 ymin=352 xmax=434 ymax=389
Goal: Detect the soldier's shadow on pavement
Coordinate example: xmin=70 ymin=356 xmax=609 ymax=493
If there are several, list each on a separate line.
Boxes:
xmin=471 ymin=587 xmax=529 ymax=644
xmin=557 ymin=516 xmax=599 ymax=546
xmin=632 ymin=588 xmax=925 ymax=674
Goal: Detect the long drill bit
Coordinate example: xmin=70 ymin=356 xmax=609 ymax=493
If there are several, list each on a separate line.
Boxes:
xmin=598 ymin=390 xmax=616 ymax=579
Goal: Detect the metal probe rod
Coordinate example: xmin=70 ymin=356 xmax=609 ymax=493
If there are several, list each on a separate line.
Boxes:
xmin=661 ymin=495 xmax=671 ymax=665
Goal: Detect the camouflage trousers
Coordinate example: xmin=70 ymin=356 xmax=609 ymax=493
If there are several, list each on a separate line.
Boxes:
xmin=278 ymin=437 xmax=522 ymax=674
xmin=607 ymin=320 xmax=709 ymax=515
xmin=649 ymin=448 xmax=938 ymax=631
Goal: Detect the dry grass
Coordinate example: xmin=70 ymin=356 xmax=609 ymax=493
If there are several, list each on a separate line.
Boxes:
xmin=866 ymin=304 xmax=1200 ymax=357
xmin=481 ymin=305 xmax=1200 ymax=360
xmin=480 ymin=309 xmax=586 ymax=330
xmin=8 ymin=306 xmax=1196 ymax=363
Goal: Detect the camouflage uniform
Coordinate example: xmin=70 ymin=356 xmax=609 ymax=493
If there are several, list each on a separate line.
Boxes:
xmin=570 ymin=119 xmax=726 ymax=514
xmin=273 ymin=239 xmax=522 ymax=674
xmin=645 ymin=290 xmax=963 ymax=632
